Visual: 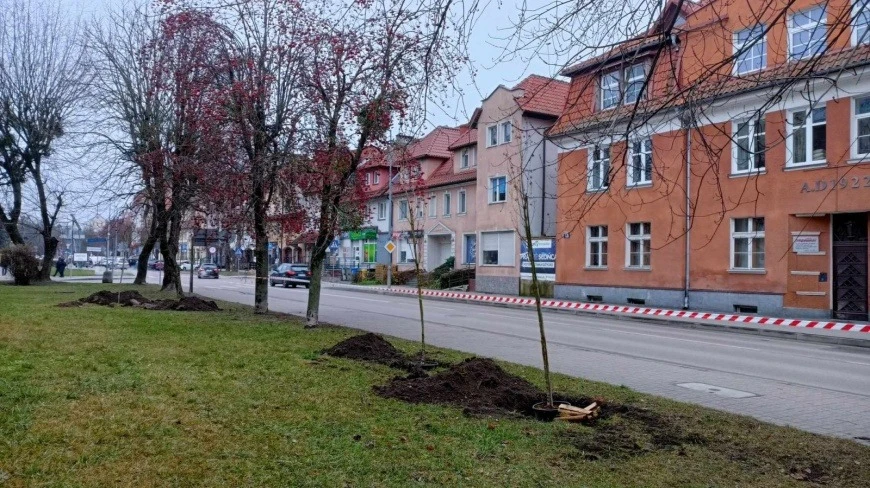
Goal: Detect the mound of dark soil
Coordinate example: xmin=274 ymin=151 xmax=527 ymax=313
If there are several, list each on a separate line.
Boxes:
xmin=147 ymin=296 xmax=220 ymax=312
xmin=374 ymin=357 xmax=550 ymax=417
xmin=326 ymin=333 xmax=406 ymax=365
xmin=79 ymin=290 xmax=151 ymax=307
xmin=74 ymin=290 xmax=219 ymax=312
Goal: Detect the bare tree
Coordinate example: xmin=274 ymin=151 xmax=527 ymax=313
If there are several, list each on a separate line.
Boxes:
xmin=86 ymin=2 xmax=166 ymax=285
xmin=0 ymin=0 xmax=88 ymax=280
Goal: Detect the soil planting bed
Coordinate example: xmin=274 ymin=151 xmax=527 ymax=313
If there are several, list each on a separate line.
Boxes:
xmin=72 ymin=290 xmax=220 ymax=311
xmin=374 ymin=357 xmax=580 ymax=418
xmin=324 ymin=333 xmax=421 ymax=370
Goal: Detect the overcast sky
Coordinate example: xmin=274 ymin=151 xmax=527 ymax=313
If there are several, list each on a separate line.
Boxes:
xmin=63 ymin=0 xmax=570 ymax=128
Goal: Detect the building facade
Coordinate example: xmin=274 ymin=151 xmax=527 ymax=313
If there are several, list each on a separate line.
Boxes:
xmin=470 ymin=75 xmax=567 ymax=295
xmin=550 ymin=0 xmax=870 ymax=320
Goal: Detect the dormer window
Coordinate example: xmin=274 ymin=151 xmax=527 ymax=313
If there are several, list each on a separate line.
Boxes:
xmin=599 ymin=63 xmax=647 ymax=110
xmin=373 ymin=172 xmax=380 ymax=184
xmin=461 ymin=149 xmax=470 ymax=168
xmin=789 ymin=7 xmax=826 ymax=61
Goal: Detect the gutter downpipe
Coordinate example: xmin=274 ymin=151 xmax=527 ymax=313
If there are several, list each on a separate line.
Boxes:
xmin=541 ymin=132 xmax=546 ymax=237
xmin=683 ymin=110 xmax=691 ymax=310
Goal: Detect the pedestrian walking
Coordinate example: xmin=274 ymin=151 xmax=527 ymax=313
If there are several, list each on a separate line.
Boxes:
xmin=54 ymin=257 xmax=67 ymax=278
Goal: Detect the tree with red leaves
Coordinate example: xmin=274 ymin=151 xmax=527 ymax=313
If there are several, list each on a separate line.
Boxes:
xmin=299 ymin=0 xmax=471 ymax=327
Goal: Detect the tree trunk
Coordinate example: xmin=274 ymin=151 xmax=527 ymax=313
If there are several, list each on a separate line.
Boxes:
xmin=522 ymin=191 xmax=553 ymax=407
xmin=306 ymin=248 xmax=325 ymax=327
xmin=253 ymin=230 xmax=269 ymax=313
xmin=40 ymin=235 xmax=59 ymax=281
xmin=159 ymin=234 xmax=182 ymax=295
xmin=0 ymin=180 xmax=25 ymax=245
xmin=134 ymin=233 xmax=157 ymax=285
xmin=134 ymin=210 xmax=158 ymax=285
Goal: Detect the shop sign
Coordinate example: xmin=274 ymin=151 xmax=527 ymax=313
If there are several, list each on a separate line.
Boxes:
xmin=520 ymin=239 xmax=556 ymax=281
xmin=800 ymin=176 xmax=870 ymax=193
xmin=792 ymin=234 xmax=820 ymax=254
xmin=348 ymin=228 xmax=377 ymax=240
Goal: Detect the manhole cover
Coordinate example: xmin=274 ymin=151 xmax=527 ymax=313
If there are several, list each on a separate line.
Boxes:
xmin=676 ymin=382 xmax=757 ymax=398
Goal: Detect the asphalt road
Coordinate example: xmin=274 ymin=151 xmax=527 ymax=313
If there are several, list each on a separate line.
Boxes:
xmin=161 ymin=272 xmax=870 ymax=443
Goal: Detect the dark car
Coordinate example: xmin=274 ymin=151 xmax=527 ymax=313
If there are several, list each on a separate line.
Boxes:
xmin=197 ymin=263 xmax=219 ymax=279
xmin=269 ymin=263 xmax=310 ymax=288
xmin=154 ymin=260 xmax=164 ymax=271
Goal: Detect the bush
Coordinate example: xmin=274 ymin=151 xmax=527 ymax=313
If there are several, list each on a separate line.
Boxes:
xmin=0 ymin=244 xmax=41 ymax=285
xmin=431 ymin=256 xmax=455 ymax=282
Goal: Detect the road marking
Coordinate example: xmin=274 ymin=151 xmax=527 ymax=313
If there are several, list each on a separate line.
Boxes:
xmin=322 ymin=293 xmax=389 ymax=303
xmin=677 ymin=382 xmax=757 ymax=398
xmin=425 ymin=305 xmax=455 ymax=311
xmin=477 ymin=311 xmax=535 ymax=320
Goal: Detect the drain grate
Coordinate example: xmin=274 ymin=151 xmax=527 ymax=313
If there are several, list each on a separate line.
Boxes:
xmin=677 ymin=382 xmax=757 ymax=399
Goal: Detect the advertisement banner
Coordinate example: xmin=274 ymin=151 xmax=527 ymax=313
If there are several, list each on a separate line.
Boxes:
xmin=520 ymin=238 xmax=556 ymax=281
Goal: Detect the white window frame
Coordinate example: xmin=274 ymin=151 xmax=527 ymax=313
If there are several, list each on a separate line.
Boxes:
xmin=627 ymin=138 xmax=653 ymax=186
xmin=373 ymin=172 xmax=380 ymax=184
xmin=487 ymin=125 xmax=498 ymax=147
xmin=460 ymin=148 xmax=470 ymax=168
xmin=365 ymin=172 xmax=371 ymax=185
xmin=501 ymin=121 xmax=512 ymax=143
xmin=853 ymin=95 xmax=870 ymax=159
xmin=854 ymin=0 xmax=870 ymax=46
xmin=458 ymin=189 xmax=467 ymax=214
xmin=443 ymin=191 xmax=451 ymax=216
xmin=377 ymin=201 xmax=387 ymax=221
xmin=730 ymin=217 xmax=765 ymax=270
xmin=733 ymin=25 xmax=767 ymax=75
xmin=489 ymin=176 xmax=507 ymax=203
xmin=586 ymin=225 xmax=608 ymax=268
xmin=787 ymin=106 xmax=827 ymax=167
xmin=587 ymin=146 xmax=610 ymax=192
xmin=416 ymin=199 xmax=424 ymax=219
xmin=625 ymin=222 xmax=651 ymax=269
xmin=428 ymin=193 xmax=437 ymax=217
xmin=480 ymin=231 xmax=515 ymax=267
xmin=789 ymin=6 xmax=826 ymax=61
xmin=623 ymin=64 xmax=646 ymax=105
xmin=732 ymin=116 xmax=766 ymax=174
xmin=599 ymin=71 xmax=620 ymax=110
xmin=398 ymin=199 xmax=408 ymax=221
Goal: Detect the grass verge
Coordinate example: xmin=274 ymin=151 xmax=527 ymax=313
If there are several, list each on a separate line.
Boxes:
xmin=0 ymin=283 xmax=867 ymax=487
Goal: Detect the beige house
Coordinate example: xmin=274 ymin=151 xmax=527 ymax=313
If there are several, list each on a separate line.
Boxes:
xmin=468 ymin=75 xmax=568 ymax=294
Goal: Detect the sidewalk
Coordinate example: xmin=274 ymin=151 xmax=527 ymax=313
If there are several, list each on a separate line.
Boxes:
xmin=326 ymin=282 xmax=870 ymax=348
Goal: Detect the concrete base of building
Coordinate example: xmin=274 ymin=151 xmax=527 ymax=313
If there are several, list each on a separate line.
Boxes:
xmin=554 ymin=284 xmax=833 ymax=319
xmin=476 ymin=275 xmax=519 ymax=296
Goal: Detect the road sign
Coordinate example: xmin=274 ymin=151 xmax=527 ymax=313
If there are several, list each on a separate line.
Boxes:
xmin=209 ymin=246 xmax=216 ymax=254
xmin=86 ymin=246 xmax=102 ymax=252
xmin=384 ymin=241 xmax=396 ymax=254
xmin=235 ymin=248 xmax=243 ymax=257
xmin=329 ymin=239 xmax=340 ymax=252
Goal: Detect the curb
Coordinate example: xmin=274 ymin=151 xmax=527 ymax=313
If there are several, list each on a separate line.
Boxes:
xmin=326 ymin=283 xmax=870 ymax=349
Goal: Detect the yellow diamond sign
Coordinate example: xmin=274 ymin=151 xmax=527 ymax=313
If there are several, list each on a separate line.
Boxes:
xmin=384 ymin=241 xmax=396 ymax=253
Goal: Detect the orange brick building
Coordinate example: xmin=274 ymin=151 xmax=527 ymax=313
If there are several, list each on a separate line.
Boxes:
xmin=549 ymin=0 xmax=870 ymax=320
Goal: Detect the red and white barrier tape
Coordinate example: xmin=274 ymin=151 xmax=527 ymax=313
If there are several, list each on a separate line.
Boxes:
xmin=375 ymin=287 xmax=870 ymax=334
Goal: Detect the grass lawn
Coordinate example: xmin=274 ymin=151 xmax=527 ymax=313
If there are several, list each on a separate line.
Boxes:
xmin=1 ymin=283 xmax=868 ymax=487
xmin=50 ymin=267 xmax=96 ymax=277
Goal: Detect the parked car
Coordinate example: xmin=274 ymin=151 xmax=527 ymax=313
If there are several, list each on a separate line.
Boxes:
xmin=269 ymin=263 xmax=310 ymax=288
xmin=197 ymin=263 xmax=219 ymax=279
xmin=154 ymin=260 xmax=164 ymax=271
xmin=179 ymin=260 xmax=192 ymax=270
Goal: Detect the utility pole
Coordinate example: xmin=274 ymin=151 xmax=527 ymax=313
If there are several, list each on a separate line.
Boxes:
xmin=387 ymin=143 xmax=393 ymax=289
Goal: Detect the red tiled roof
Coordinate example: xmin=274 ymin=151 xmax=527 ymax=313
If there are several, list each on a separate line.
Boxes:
xmin=425 ymin=159 xmax=476 ymax=188
xmin=406 ymin=126 xmax=462 ymax=160
xmin=560 ymin=0 xmax=698 ymax=77
xmin=512 ymin=75 xmax=570 ymax=117
xmin=448 ymin=126 xmax=477 ymax=150
xmin=550 ymin=43 xmax=870 ymax=138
